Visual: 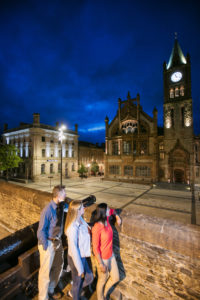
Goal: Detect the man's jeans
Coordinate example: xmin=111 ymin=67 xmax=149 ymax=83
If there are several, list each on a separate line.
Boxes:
xmin=96 ymin=254 xmax=119 ymax=300
xmin=38 ymin=240 xmax=64 ymax=300
xmin=68 ymin=255 xmax=93 ymax=300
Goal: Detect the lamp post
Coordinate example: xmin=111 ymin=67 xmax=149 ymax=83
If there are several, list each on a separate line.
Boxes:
xmin=58 ymin=125 xmax=66 ymax=186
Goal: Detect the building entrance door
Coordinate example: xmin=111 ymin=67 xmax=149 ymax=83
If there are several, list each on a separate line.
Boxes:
xmin=174 ymin=169 xmax=184 ymax=183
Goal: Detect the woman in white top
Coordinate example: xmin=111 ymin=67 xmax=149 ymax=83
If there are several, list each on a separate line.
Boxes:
xmin=64 ymin=200 xmax=93 ymax=300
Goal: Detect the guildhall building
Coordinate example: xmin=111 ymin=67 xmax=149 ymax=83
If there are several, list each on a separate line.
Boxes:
xmin=104 ymin=38 xmax=200 ymax=185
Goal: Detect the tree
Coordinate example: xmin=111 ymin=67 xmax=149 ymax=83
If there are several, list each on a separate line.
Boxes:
xmin=91 ymin=161 xmax=99 ymax=176
xmin=0 ymin=144 xmax=23 ymax=180
xmin=78 ymin=163 xmax=88 ymax=178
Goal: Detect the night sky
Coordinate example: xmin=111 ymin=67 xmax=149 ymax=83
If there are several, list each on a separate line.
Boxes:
xmin=0 ymin=0 xmax=200 ymax=143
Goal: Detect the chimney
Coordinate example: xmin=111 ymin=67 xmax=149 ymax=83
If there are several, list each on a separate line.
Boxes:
xmin=56 ymin=122 xmax=59 ymax=128
xmin=75 ymin=124 xmax=78 ymax=132
xmin=33 ymin=113 xmax=40 ymax=125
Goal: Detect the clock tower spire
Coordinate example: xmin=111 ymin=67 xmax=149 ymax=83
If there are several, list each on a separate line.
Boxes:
xmin=162 ymin=37 xmax=194 ymax=184
xmin=163 ymin=38 xmax=191 ymax=103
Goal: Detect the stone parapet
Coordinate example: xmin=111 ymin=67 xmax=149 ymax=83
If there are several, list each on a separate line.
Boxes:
xmin=112 ymin=211 xmax=200 ymax=299
xmin=121 ymin=212 xmax=200 ymax=259
xmin=0 ymin=181 xmax=200 ymax=299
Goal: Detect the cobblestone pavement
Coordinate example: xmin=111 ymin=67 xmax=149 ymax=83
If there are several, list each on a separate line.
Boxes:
xmin=6 ymin=176 xmax=200 ymax=226
xmin=1 ymin=176 xmax=200 ymax=238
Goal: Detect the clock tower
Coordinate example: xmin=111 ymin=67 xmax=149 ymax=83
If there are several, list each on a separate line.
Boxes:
xmin=162 ymin=37 xmax=194 ymax=183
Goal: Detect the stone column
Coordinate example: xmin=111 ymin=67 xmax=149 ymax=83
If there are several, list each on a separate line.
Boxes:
xmin=25 ymin=142 xmax=29 ymax=157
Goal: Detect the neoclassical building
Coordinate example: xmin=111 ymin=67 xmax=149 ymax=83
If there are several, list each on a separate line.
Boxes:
xmin=104 ymin=38 xmax=200 ymax=185
xmin=2 ymin=113 xmax=79 ymax=181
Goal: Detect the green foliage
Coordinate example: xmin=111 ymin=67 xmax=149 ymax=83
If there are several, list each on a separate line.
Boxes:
xmin=0 ymin=144 xmax=23 ymax=172
xmin=78 ymin=163 xmax=88 ymax=176
xmin=91 ymin=161 xmax=99 ymax=175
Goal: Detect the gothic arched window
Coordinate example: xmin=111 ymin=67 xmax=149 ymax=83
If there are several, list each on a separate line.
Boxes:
xmin=180 ymin=86 xmax=184 ymax=96
xmin=170 ymin=88 xmax=174 ymax=98
xmin=175 ymin=87 xmax=179 ymax=97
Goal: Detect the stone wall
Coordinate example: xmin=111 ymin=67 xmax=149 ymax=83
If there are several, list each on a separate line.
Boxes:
xmin=0 ymin=182 xmax=200 ymax=299
xmin=113 ymin=212 xmax=200 ymax=300
xmin=0 ymin=181 xmax=50 ymax=233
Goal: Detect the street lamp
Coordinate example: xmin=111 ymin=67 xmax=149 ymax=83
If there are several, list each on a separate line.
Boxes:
xmin=58 ymin=124 xmax=66 ymax=186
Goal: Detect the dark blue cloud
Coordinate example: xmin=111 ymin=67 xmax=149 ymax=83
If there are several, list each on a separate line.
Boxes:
xmin=0 ymin=0 xmax=200 ymax=142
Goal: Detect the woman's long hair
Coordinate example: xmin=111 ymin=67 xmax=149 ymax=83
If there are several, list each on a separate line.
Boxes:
xmin=91 ymin=203 xmax=107 ymax=225
xmin=64 ymin=200 xmax=82 ymax=233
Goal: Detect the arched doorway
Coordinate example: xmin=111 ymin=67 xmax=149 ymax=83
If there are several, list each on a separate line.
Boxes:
xmin=169 ymin=142 xmax=189 ymax=184
xmin=174 ymin=169 xmax=184 ymax=183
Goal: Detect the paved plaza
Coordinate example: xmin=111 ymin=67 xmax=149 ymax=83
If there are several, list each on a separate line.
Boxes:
xmin=5 ymin=176 xmax=200 ymax=226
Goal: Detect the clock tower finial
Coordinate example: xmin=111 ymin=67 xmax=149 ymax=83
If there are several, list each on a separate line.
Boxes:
xmin=174 ymin=32 xmax=178 ymax=40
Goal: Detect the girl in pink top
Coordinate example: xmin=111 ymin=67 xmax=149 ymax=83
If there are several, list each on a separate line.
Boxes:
xmin=92 ymin=203 xmax=120 ymax=300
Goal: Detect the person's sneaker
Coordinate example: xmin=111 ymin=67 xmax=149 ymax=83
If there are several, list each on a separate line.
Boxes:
xmin=48 ymin=291 xmax=63 ymax=299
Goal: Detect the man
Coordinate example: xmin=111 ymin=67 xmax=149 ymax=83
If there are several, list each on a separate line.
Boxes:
xmin=37 ymin=185 xmax=68 ymax=300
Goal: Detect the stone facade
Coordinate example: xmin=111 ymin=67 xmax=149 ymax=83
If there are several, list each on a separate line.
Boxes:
xmin=104 ymin=38 xmax=200 ymax=185
xmin=2 ymin=113 xmax=79 ymax=181
xmin=78 ymin=141 xmax=105 ymax=175
xmin=104 ymin=93 xmax=158 ymax=183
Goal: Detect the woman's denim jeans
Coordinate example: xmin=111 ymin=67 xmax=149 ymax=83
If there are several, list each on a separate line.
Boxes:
xmin=68 ymin=255 xmax=93 ymax=300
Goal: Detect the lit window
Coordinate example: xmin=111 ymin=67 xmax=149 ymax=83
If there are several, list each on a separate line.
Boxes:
xmin=41 ymin=164 xmax=45 ymax=174
xmin=133 ymin=141 xmax=137 ymax=154
xmin=160 ymin=153 xmax=164 ymax=160
xmin=109 ymin=165 xmax=120 ymax=175
xmin=123 ymin=141 xmax=131 ymax=154
xmin=124 ymin=165 xmax=133 ymax=176
xmin=140 ymin=141 xmax=147 ymax=155
xmin=175 ymin=87 xmax=179 ymax=97
xmin=180 ymin=86 xmax=184 ymax=96
xmin=136 ymin=166 xmax=151 ymax=177
xmin=170 ymin=89 xmax=174 ymax=98
xmin=159 ymin=143 xmax=164 ymax=151
xmin=112 ymin=142 xmax=118 ymax=155
xmin=42 ymin=149 xmax=45 ymax=157
xmin=50 ymin=164 xmax=54 ymax=173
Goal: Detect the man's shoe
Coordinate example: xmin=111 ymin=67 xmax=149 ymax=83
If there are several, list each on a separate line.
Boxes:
xmin=48 ymin=291 xmax=62 ymax=299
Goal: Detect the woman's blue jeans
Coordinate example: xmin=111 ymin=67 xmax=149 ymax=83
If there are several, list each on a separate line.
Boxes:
xmin=68 ymin=255 xmax=93 ymax=300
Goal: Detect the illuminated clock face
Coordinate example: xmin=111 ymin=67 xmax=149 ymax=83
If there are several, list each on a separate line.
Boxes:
xmin=171 ymin=71 xmax=182 ymax=82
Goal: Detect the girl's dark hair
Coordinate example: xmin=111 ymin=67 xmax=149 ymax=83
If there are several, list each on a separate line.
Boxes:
xmin=91 ymin=203 xmax=107 ymax=225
